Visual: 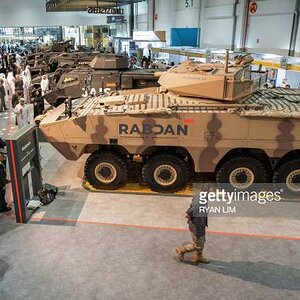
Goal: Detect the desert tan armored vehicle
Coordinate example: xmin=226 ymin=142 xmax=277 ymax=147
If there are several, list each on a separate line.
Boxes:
xmin=43 ymin=54 xmax=160 ymax=106
xmin=38 ymin=52 xmax=300 ymax=194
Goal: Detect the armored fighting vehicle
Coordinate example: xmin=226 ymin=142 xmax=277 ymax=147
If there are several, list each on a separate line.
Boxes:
xmin=30 ymin=52 xmax=99 ymax=87
xmin=28 ymin=52 xmax=63 ymax=78
xmin=43 ymin=54 xmax=161 ymax=106
xmin=38 ymin=52 xmax=300 ymax=194
xmin=51 ymin=40 xmax=73 ymax=52
xmin=31 ymin=52 xmax=103 ymax=90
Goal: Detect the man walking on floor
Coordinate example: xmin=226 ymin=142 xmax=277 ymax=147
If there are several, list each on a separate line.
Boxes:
xmin=14 ymin=97 xmax=30 ymax=128
xmin=175 ymin=185 xmax=211 ymax=264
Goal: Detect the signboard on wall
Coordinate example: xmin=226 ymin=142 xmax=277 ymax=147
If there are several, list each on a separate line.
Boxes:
xmin=249 ymin=2 xmax=258 ymax=14
xmin=266 ymin=68 xmax=277 ymax=87
xmin=107 ymin=16 xmax=125 ymax=24
xmin=185 ymin=0 xmax=194 ymax=8
xmin=205 ymin=48 xmax=212 ymax=63
xmin=133 ymin=31 xmax=166 ymax=42
xmin=87 ymin=7 xmax=124 ymax=14
xmin=170 ymin=28 xmax=200 ymax=47
xmin=280 ymin=57 xmax=288 ymax=69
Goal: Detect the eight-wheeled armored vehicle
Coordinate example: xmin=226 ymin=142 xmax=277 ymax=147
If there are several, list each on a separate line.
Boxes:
xmin=38 ymin=52 xmax=300 ymax=194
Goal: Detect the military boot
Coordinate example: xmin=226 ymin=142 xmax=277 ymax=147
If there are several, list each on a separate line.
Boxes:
xmin=193 ymin=237 xmax=210 ymax=264
xmin=175 ymin=246 xmax=186 ymax=262
xmin=193 ymin=252 xmax=210 ymax=264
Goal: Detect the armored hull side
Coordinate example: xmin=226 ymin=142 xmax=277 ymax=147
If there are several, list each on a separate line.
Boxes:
xmin=39 ymin=89 xmax=300 ymax=172
xmin=43 ymin=67 xmax=161 ymax=107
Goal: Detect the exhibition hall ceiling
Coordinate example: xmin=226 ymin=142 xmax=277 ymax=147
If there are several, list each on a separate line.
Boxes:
xmin=46 ymin=0 xmax=145 ymax=11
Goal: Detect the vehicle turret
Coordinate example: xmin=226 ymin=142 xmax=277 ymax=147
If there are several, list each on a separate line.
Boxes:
xmin=157 ymin=51 xmax=260 ymax=101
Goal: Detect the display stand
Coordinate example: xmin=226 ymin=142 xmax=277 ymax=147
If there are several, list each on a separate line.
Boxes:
xmin=6 ymin=125 xmax=43 ymax=223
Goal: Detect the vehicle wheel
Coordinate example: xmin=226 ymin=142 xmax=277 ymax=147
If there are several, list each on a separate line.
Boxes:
xmin=142 ymin=155 xmax=189 ymax=193
xmin=84 ymin=152 xmax=127 ymax=190
xmin=216 ymin=156 xmax=268 ymax=189
xmin=273 ymin=159 xmax=300 ymax=196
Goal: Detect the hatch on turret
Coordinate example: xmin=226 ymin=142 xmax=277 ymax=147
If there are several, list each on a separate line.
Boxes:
xmin=89 ymin=54 xmax=129 ymax=70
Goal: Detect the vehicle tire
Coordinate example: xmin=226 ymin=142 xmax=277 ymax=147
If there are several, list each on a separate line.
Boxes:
xmin=84 ymin=152 xmax=127 ymax=190
xmin=216 ymin=156 xmax=268 ymax=189
xmin=273 ymin=159 xmax=300 ymax=197
xmin=142 ymin=155 xmax=189 ymax=193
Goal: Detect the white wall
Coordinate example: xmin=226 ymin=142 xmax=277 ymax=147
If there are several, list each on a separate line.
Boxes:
xmin=200 ymin=0 xmax=237 ymax=49
xmin=154 ymin=0 xmax=175 ymax=43
xmin=154 ymin=0 xmax=300 ymax=56
xmin=175 ymin=0 xmax=201 ymax=28
xmin=201 ymin=0 xmax=300 ymax=55
xmin=154 ymin=0 xmax=237 ymax=48
xmin=296 ymin=23 xmax=300 ymax=57
xmin=154 ymin=0 xmax=201 ymax=44
xmin=246 ymin=0 xmax=296 ymax=55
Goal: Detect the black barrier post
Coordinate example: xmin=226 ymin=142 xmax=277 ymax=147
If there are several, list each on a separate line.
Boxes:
xmin=6 ymin=125 xmax=43 ymax=223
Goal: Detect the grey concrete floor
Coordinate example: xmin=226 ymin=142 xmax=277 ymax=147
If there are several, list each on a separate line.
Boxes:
xmin=0 ymin=102 xmax=300 ymax=300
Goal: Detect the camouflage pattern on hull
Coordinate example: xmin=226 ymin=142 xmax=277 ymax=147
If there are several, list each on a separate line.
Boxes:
xmin=37 ymin=56 xmax=300 ymax=192
xmin=39 ymin=89 xmax=300 ymax=172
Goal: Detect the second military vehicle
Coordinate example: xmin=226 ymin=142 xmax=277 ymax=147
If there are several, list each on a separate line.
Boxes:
xmin=43 ymin=54 xmax=161 ymax=106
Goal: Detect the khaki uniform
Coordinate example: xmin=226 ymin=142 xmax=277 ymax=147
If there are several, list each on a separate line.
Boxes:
xmin=181 ymin=233 xmax=206 ymax=254
xmin=175 ymin=191 xmax=210 ymax=264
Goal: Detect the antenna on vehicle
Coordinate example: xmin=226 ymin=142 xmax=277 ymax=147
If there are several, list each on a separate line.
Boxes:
xmin=68 ymin=96 xmax=72 ymax=118
xmin=224 ymin=49 xmax=229 ymax=74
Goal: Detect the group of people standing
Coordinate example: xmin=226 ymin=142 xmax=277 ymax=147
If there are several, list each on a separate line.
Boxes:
xmin=0 ymin=40 xmax=35 ymax=55
xmin=0 ymin=61 xmax=49 ymax=128
xmin=0 ymin=64 xmax=32 ymax=127
xmin=1 ymin=50 xmax=25 ymax=120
